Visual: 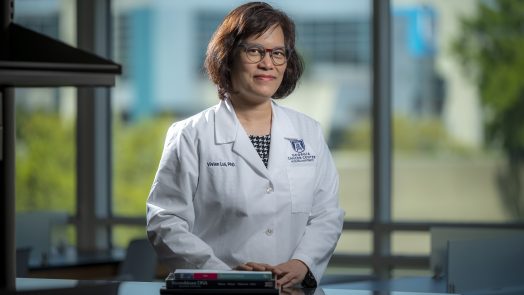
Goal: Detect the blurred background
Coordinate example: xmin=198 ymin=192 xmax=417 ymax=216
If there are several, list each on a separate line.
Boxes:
xmin=12 ymin=0 xmax=524 ymax=279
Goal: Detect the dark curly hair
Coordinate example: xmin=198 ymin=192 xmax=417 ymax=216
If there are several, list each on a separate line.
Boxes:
xmin=204 ymin=2 xmax=304 ymax=100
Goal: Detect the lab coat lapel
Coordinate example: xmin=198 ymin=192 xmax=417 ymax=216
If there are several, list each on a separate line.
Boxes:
xmin=268 ymin=102 xmax=299 ymax=173
xmin=214 ymin=99 xmax=269 ymax=179
xmin=233 ymin=128 xmax=269 ymax=178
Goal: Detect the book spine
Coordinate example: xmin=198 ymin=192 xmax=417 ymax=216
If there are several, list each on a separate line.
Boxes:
xmin=193 ymin=273 xmax=218 ymax=280
xmin=217 ymin=273 xmax=273 ymax=280
xmin=166 ymin=280 xmax=276 ymax=289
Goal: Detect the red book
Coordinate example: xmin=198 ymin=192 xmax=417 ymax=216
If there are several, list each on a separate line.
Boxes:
xmin=193 ymin=273 xmax=218 ymax=280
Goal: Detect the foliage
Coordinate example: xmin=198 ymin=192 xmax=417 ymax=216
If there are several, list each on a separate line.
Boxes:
xmin=452 ymin=0 xmax=524 ymax=218
xmin=113 ymin=116 xmax=174 ymax=216
xmin=343 ymin=115 xmax=466 ymax=155
xmin=15 ymin=109 xmax=174 ymax=222
xmin=15 ymin=111 xmax=75 ymax=213
xmin=452 ymin=0 xmax=524 ymax=152
xmin=111 ymin=114 xmax=174 ymax=246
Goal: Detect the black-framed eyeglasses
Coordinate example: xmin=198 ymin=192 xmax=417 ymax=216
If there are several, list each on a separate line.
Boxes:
xmin=238 ymin=43 xmax=289 ymax=66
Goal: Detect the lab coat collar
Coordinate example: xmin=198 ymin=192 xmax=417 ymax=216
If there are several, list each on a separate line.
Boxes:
xmin=213 ymin=98 xmax=300 ymax=177
xmin=214 ymin=98 xmax=237 ymax=144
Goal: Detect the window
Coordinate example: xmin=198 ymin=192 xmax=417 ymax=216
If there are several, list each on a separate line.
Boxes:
xmin=296 ymin=19 xmax=370 ymax=65
xmin=14 ymin=0 xmax=78 ymax=256
xmin=391 ymin=0 xmax=518 ymax=222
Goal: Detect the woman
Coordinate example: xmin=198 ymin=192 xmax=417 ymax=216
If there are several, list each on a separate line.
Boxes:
xmin=146 ymin=2 xmax=344 ymax=288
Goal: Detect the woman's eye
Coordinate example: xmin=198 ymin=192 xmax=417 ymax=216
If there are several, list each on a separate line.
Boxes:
xmin=273 ymin=50 xmax=285 ymax=57
xmin=247 ymin=48 xmax=263 ymax=54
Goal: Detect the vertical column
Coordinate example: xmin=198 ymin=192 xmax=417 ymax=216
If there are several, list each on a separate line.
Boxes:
xmin=76 ymin=0 xmax=113 ymax=251
xmin=0 ymin=0 xmax=15 ymax=290
xmin=0 ymin=88 xmax=15 ymax=290
xmin=372 ymin=0 xmax=392 ymax=279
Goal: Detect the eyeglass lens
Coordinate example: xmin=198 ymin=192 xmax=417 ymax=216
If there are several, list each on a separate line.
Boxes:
xmin=242 ymin=44 xmax=287 ymax=65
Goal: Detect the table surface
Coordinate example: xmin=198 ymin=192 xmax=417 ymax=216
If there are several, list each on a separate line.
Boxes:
xmin=15 ymin=278 xmax=454 ymax=295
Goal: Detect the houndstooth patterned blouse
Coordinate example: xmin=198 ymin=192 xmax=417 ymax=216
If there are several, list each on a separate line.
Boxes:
xmin=248 ymin=134 xmax=271 ymax=168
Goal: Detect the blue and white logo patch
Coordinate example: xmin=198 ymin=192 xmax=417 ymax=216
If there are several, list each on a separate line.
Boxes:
xmin=288 ymin=138 xmax=305 ymax=153
xmin=285 ymin=138 xmax=316 ymax=163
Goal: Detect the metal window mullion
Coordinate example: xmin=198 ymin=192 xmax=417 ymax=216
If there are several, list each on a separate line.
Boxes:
xmin=372 ymin=0 xmax=392 ymax=279
xmin=0 ymin=87 xmax=15 ymax=290
xmin=1 ymin=0 xmax=15 ymax=290
xmin=76 ymin=0 xmax=112 ymax=251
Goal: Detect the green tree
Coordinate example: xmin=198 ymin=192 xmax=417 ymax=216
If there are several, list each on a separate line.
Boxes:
xmin=113 ymin=116 xmax=173 ymax=216
xmin=15 ymin=111 xmax=75 ymax=213
xmin=15 ymin=110 xmax=173 ymax=247
xmin=112 ymin=115 xmax=173 ymax=247
xmin=453 ymin=0 xmax=524 ymax=218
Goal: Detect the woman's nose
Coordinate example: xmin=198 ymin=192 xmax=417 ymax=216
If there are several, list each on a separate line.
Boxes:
xmin=258 ymin=53 xmax=274 ymax=69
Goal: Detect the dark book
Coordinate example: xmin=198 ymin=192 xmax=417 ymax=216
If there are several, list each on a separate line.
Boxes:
xmin=160 ymin=287 xmax=280 ymax=294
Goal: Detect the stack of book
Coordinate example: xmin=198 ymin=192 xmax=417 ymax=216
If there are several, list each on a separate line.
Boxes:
xmin=160 ymin=269 xmax=280 ymax=294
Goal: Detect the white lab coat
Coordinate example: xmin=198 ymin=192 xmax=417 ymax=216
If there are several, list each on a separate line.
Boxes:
xmin=146 ymin=98 xmax=344 ymax=282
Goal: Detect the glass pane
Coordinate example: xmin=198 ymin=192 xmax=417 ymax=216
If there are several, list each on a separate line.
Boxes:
xmin=15 ymin=89 xmax=76 ymax=214
xmin=392 ymin=0 xmax=520 ymax=222
xmin=14 ymin=1 xmax=78 ymax=260
xmin=111 ymin=0 xmax=373 ymax=252
xmin=391 ymin=231 xmax=430 ymax=255
xmin=15 ymin=89 xmax=77 ymax=260
xmin=336 ymin=230 xmax=372 ymax=255
xmin=112 ymin=116 xmax=173 ymax=216
xmin=112 ymin=225 xmax=148 ymax=249
xmin=14 ymin=0 xmax=76 ymax=46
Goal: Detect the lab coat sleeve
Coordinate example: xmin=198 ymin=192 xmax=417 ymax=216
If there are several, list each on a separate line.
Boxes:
xmin=291 ymin=122 xmax=345 ymax=283
xmin=146 ymin=123 xmax=230 ymax=270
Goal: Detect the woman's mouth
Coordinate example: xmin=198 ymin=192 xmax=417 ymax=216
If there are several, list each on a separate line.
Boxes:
xmin=254 ymin=75 xmax=276 ymax=81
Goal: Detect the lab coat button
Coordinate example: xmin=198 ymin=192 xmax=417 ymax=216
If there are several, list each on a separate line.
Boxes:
xmin=265 ymin=228 xmax=273 ymax=236
xmin=266 ymin=186 xmax=273 ymax=193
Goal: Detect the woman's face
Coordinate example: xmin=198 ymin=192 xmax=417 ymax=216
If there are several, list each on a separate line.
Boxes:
xmin=230 ymin=25 xmax=287 ymax=106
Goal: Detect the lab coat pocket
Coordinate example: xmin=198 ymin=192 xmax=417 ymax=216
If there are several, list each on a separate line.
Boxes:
xmin=202 ymin=165 xmax=248 ymax=217
xmin=287 ymin=165 xmax=316 ymax=213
